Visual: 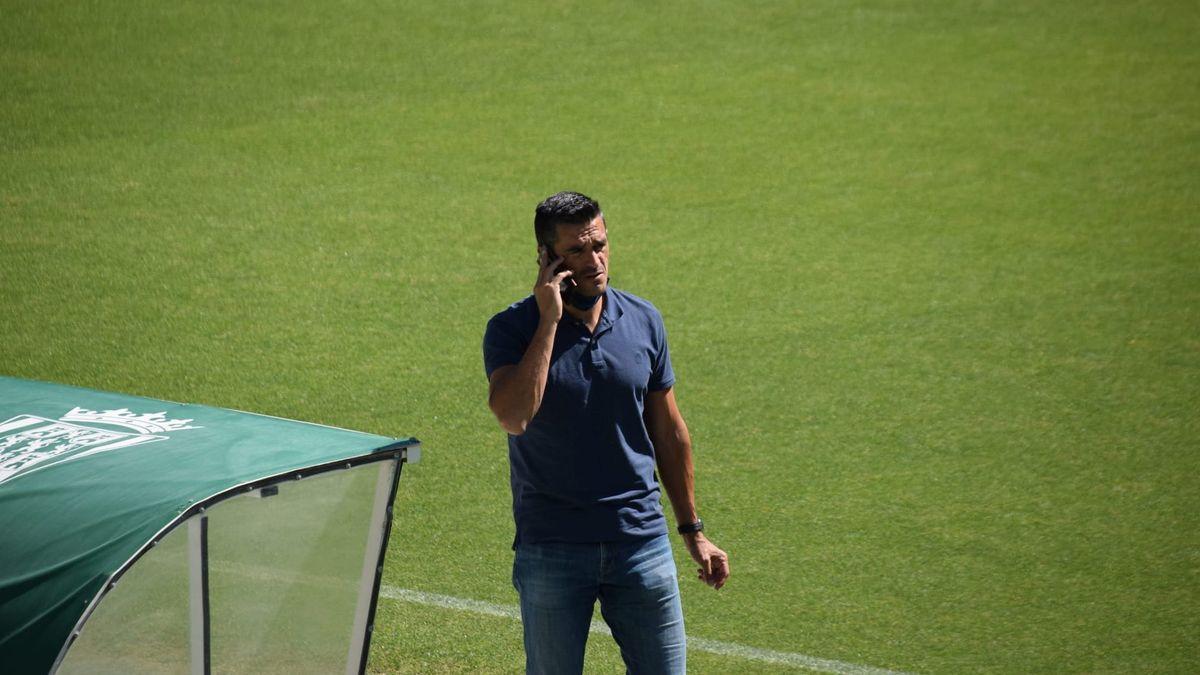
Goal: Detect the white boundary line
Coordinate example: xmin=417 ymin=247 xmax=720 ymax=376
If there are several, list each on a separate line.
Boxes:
xmin=379 ymin=586 xmax=911 ymax=674
xmin=121 ymin=535 xmax=909 ymax=672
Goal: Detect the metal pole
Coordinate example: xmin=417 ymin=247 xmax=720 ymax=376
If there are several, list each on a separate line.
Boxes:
xmin=188 ymin=514 xmax=211 ymax=675
xmin=345 ymin=459 xmax=398 ymax=675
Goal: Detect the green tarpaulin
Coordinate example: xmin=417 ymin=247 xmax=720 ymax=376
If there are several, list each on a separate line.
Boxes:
xmin=0 ymin=376 xmax=418 ymax=674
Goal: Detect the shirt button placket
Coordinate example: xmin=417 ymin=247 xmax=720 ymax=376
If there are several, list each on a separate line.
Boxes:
xmin=588 ymin=338 xmax=605 ymax=369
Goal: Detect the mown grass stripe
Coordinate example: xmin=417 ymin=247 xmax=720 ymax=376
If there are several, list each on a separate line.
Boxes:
xmin=379 ymin=586 xmax=911 ymax=674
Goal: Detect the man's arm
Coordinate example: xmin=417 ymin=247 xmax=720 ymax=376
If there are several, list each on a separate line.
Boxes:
xmin=487 ymin=252 xmax=571 ymax=435
xmin=645 ymin=387 xmax=730 ymax=590
xmin=488 ymin=318 xmax=555 ymax=435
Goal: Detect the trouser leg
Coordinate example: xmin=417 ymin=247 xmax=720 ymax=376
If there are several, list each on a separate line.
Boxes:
xmin=598 ymin=535 xmax=687 ymax=675
xmin=513 ymin=541 xmax=600 ymax=675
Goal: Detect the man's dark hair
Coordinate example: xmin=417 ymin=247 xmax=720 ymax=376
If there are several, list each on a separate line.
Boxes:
xmin=534 ymin=191 xmax=602 ymax=249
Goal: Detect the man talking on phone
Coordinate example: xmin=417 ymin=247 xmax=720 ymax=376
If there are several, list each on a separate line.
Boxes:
xmin=483 ymin=191 xmax=730 ymax=674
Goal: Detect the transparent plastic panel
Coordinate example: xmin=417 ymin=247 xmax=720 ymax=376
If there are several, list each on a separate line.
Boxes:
xmin=57 ymin=459 xmax=393 ymax=675
xmin=205 ymin=461 xmax=388 ymax=674
xmin=59 ymin=518 xmax=190 ymax=675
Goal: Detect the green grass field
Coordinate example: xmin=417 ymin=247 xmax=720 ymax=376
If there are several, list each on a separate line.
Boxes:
xmin=3 ymin=1 xmax=1198 ymax=672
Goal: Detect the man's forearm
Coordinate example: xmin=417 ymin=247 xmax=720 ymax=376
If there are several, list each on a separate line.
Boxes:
xmin=654 ymin=420 xmax=699 ymax=527
xmin=488 ymin=318 xmax=557 ymax=435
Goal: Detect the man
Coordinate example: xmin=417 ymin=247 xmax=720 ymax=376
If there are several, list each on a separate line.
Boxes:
xmin=482 ymin=191 xmax=730 ymax=674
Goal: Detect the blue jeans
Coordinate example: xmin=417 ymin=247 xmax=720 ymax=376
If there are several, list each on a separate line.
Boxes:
xmin=512 ymin=534 xmax=686 ymax=674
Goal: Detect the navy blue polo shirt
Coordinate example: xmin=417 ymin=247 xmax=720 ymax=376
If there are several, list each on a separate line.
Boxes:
xmin=483 ymin=288 xmax=675 ymax=546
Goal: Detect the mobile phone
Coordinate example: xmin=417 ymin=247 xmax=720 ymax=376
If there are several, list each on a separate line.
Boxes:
xmin=540 ymin=246 xmax=576 ymax=294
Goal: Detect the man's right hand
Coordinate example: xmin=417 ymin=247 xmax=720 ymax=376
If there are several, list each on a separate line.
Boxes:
xmin=535 ymin=247 xmax=572 ymax=323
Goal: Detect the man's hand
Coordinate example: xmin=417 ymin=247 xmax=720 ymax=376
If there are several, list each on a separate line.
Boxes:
xmin=681 ymin=532 xmax=730 ymax=590
xmin=535 ymin=247 xmax=571 ymax=323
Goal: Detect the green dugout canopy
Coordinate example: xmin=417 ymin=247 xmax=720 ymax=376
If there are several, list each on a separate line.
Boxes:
xmin=0 ymin=377 xmax=420 ymax=674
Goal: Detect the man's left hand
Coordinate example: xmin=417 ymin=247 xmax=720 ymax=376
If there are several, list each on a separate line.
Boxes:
xmin=681 ymin=533 xmax=730 ymax=590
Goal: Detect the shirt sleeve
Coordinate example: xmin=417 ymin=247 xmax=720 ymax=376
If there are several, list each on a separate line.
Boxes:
xmin=648 ymin=311 xmax=675 ymax=392
xmin=483 ymin=313 xmax=529 ymax=379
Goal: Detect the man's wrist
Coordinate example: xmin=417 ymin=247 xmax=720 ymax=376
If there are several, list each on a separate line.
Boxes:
xmin=676 ymin=519 xmax=704 ymax=535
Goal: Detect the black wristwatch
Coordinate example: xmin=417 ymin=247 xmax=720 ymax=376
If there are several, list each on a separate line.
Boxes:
xmin=677 ymin=519 xmax=704 ymax=535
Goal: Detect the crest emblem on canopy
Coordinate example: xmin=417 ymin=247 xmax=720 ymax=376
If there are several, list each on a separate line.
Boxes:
xmin=0 ymin=407 xmax=201 ymax=485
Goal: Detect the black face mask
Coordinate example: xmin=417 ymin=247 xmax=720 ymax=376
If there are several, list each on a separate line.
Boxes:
xmin=567 ymin=288 xmax=603 ymax=310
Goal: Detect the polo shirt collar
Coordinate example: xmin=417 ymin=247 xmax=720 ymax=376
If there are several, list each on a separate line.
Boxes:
xmin=595 ymin=288 xmax=624 ymax=336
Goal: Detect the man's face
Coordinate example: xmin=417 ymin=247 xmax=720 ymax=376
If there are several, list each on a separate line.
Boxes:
xmin=551 ymin=216 xmax=609 ymax=297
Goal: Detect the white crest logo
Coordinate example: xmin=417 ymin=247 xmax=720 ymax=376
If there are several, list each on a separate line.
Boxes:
xmin=0 ymin=407 xmax=202 ymax=486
